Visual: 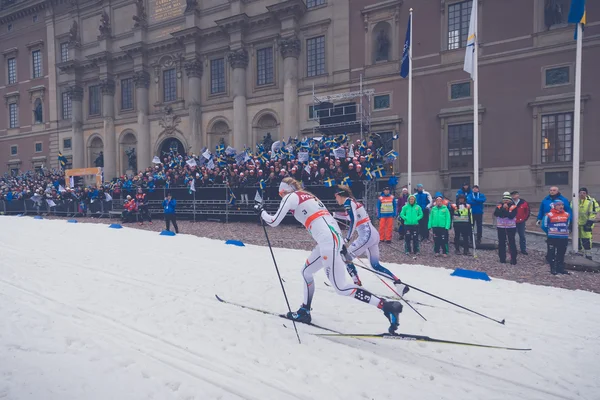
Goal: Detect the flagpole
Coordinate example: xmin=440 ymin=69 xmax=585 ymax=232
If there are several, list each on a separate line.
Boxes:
xmin=407 ymin=9 xmax=413 ymax=194
xmin=472 ymin=14 xmax=479 ymax=187
xmin=571 ymin=21 xmax=583 ymax=253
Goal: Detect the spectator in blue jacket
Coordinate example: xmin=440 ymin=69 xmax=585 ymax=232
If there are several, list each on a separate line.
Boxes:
xmin=536 ymin=186 xmax=571 ymax=264
xmin=467 ymin=185 xmax=487 ymax=244
xmin=162 ymin=192 xmax=179 ymax=234
xmin=415 ymin=184 xmax=432 ymax=241
xmin=456 ymin=182 xmax=472 ymax=202
xmin=536 ymin=186 xmax=572 ymax=223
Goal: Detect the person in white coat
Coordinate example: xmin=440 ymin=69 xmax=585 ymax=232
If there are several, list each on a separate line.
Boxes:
xmin=257 ymin=178 xmax=404 ymax=334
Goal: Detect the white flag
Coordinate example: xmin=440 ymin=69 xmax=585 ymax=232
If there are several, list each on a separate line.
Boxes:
xmin=304 ymin=164 xmax=311 ymax=174
xmin=69 ymin=177 xmax=74 ymax=188
xmin=207 ymin=159 xmax=215 ymax=170
xmin=203 ymin=149 xmax=212 ymax=160
xmin=58 ymin=185 xmax=66 ymax=193
xmin=297 ymin=152 xmax=309 ymax=162
xmin=225 ymin=146 xmax=237 ymax=156
xmin=271 ymin=141 xmax=283 ymax=153
xmin=254 ymin=190 xmax=263 ymax=204
xmin=46 ymin=199 xmax=56 ymax=207
xmin=152 ymin=156 xmax=161 ymax=164
xmin=104 ymin=192 xmax=113 ymax=202
xmin=333 ymin=147 xmax=346 ymax=159
xmin=186 ymin=158 xmax=197 ymax=167
xmin=190 ymin=178 xmax=196 ymax=192
xmin=463 ymin=0 xmax=477 ymax=78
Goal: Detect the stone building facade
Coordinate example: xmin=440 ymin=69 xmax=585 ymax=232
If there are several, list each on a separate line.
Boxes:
xmin=1 ymin=0 xmax=599 ymax=199
xmin=0 ymin=0 xmax=52 ymax=175
xmin=347 ymin=0 xmax=600 ymax=198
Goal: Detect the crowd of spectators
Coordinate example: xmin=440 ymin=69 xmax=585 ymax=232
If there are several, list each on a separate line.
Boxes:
xmin=0 ymin=133 xmax=394 ymax=213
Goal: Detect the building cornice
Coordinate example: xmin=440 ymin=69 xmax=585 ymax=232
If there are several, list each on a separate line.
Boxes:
xmin=360 ymin=0 xmax=403 ymax=16
xmin=266 ymin=0 xmax=306 ymax=21
xmin=0 ymin=0 xmax=54 ymax=24
xmin=215 ymin=13 xmax=249 ymax=33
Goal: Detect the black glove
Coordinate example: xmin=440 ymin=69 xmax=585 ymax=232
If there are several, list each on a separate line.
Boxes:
xmin=583 ymin=220 xmax=594 ymax=232
xmin=340 ymin=244 xmax=348 ymax=257
xmin=254 ymin=203 xmax=264 ymax=215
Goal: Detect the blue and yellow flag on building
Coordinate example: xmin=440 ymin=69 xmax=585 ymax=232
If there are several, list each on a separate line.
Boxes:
xmin=568 ymin=0 xmax=586 ymax=39
xmin=58 ymin=152 xmax=68 ymax=169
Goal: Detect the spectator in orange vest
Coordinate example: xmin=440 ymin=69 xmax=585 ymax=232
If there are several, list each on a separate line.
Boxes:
xmin=377 ymin=187 xmax=397 ymax=243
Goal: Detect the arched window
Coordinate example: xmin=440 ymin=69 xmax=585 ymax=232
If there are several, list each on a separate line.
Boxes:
xmin=372 ymin=21 xmax=392 ymax=63
xmin=33 ymin=98 xmax=43 ymax=124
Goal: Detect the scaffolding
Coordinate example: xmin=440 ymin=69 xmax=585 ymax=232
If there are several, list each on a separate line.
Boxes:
xmin=311 ymin=75 xmax=374 ymax=139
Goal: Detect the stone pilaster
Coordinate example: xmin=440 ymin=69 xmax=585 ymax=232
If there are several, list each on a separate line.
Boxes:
xmin=279 ymin=36 xmax=301 ymax=141
xmin=133 ymin=70 xmax=151 ymax=169
xmin=101 ymin=78 xmax=116 ymax=180
xmin=67 ymin=85 xmax=84 ymax=169
xmin=227 ymin=48 xmax=249 ymax=149
xmin=185 ymin=57 xmax=203 ymax=153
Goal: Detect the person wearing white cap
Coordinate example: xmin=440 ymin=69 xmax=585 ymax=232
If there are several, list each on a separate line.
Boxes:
xmin=255 ymin=177 xmax=404 ymax=334
xmin=494 ymin=192 xmax=518 ymax=265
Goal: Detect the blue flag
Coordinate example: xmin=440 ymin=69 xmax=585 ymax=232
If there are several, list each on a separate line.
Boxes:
xmin=568 ymin=0 xmax=586 ymax=39
xmin=400 ymin=14 xmax=411 ymax=78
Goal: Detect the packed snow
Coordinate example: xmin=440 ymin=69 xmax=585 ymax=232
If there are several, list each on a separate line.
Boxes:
xmin=1 ymin=216 xmax=599 ymax=400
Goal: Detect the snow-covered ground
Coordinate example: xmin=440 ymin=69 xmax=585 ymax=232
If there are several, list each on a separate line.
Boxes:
xmin=1 ymin=216 xmax=599 ymax=400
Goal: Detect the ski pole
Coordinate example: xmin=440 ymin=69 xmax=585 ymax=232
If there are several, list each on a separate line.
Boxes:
xmin=354 ymin=258 xmax=427 ymax=322
xmin=260 ymin=218 xmax=302 ymax=344
xmin=353 ymin=263 xmax=506 ymax=325
xmin=471 ymin=227 xmax=478 ymax=259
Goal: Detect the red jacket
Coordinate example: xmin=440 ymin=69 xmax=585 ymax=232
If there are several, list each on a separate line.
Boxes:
xmin=514 ymin=199 xmax=530 ymax=224
xmin=125 ymin=200 xmax=138 ymax=212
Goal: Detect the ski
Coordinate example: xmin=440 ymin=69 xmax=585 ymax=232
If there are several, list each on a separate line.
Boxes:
xmin=322 ymin=281 xmax=435 ymax=308
xmin=314 ymin=333 xmax=532 ymax=351
xmin=215 ymin=294 xmax=341 ymax=334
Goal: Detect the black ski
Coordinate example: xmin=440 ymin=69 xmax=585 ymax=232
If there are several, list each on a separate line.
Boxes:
xmin=314 ymin=333 xmax=532 ymax=351
xmin=215 ymin=294 xmax=341 ymax=334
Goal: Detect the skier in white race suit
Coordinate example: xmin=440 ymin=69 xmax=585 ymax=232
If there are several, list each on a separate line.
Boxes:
xmin=256 ymin=177 xmax=403 ymax=334
xmin=334 ymin=185 xmax=409 ymax=296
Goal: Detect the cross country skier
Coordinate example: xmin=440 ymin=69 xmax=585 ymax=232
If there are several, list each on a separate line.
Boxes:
xmin=255 ymin=178 xmax=404 ymax=334
xmin=334 ymin=185 xmax=409 ymax=296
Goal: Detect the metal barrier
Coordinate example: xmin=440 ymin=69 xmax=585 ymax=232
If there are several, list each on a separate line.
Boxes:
xmin=0 ymin=182 xmax=370 ymax=222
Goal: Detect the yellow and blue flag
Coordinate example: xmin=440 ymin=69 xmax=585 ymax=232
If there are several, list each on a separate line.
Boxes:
xmin=58 ymin=152 xmax=68 ymax=169
xmin=568 ymin=0 xmax=586 ymax=39
xmin=324 ymin=177 xmax=335 ymax=187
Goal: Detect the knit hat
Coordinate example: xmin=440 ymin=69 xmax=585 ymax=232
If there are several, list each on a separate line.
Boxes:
xmin=435 ymin=191 xmax=443 ymax=199
xmin=502 ymin=192 xmax=511 ymax=200
xmin=553 ymin=199 xmax=564 ymax=205
xmin=416 ymin=184 xmax=423 ymax=188
xmin=580 ymin=187 xmax=588 ymax=193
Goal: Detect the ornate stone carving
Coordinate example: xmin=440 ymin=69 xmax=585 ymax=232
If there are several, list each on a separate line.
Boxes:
xmin=227 ymin=48 xmax=249 ymax=69
xmin=133 ymin=0 xmax=148 ymax=29
xmin=279 ymin=36 xmax=301 ymax=59
xmin=184 ymin=0 xmax=197 ymax=13
xmin=375 ymin=29 xmax=390 ymax=62
xmin=98 ymin=11 xmax=111 ymax=38
xmin=133 ymin=70 xmax=150 ymax=89
xmin=68 ymin=20 xmax=80 ymax=46
xmin=100 ymin=79 xmax=116 ymax=96
xmin=184 ymin=58 xmax=203 ymax=78
xmin=545 ymin=0 xmax=566 ymax=29
xmin=159 ymin=106 xmax=182 ymax=136
xmin=67 ymin=85 xmax=84 ymax=101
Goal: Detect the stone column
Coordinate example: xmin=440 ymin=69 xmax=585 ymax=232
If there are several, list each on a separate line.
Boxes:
xmin=134 ymin=70 xmax=151 ymax=169
xmin=101 ymin=79 xmax=116 ymax=180
xmin=68 ymin=85 xmax=84 ymax=169
xmin=279 ymin=36 xmax=301 ymax=140
xmin=184 ymin=57 xmax=203 ymax=153
xmin=227 ymin=48 xmax=248 ymax=149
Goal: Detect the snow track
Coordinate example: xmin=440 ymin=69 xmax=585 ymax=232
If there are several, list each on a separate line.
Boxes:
xmin=1 ymin=217 xmax=599 ymax=400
